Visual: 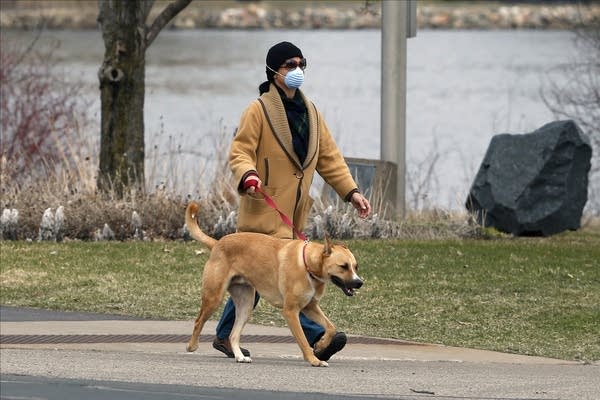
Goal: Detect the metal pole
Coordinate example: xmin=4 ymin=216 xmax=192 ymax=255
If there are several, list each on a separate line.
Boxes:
xmin=381 ymin=0 xmax=407 ymax=217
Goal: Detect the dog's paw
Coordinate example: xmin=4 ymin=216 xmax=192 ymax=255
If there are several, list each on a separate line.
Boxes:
xmin=235 ymin=356 xmax=252 ymax=363
xmin=310 ymin=360 xmax=329 ymax=367
xmin=186 ymin=342 xmax=198 ymax=352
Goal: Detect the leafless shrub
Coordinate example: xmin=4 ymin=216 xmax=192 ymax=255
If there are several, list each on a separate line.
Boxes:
xmin=406 ymin=140 xmax=444 ymax=211
xmin=541 ymin=6 xmax=600 ymax=214
xmin=182 ymin=124 xmax=240 ymax=240
xmin=2 ymin=160 xmax=484 ymax=241
xmin=0 ymin=208 xmax=19 ymax=240
xmin=305 ymin=137 xmax=485 ymax=239
xmin=0 ymin=61 xmax=482 ymax=242
xmin=542 ymin=10 xmax=600 ymax=158
xmin=0 ymin=33 xmax=92 ymax=188
xmin=308 ymin=201 xmax=355 ymax=240
xmin=193 ymin=171 xmax=238 ymax=240
xmin=2 ymin=178 xmax=187 ymax=241
xmin=307 ymin=193 xmax=481 ymax=241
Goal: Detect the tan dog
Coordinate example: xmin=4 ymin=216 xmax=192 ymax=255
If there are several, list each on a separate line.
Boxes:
xmin=184 ymin=201 xmax=363 ymax=367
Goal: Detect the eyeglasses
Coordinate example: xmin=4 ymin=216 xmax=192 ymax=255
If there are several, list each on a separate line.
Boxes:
xmin=280 ymin=58 xmax=307 ymax=70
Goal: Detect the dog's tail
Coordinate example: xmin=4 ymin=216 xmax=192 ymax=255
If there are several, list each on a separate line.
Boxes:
xmin=185 ymin=201 xmax=217 ymax=250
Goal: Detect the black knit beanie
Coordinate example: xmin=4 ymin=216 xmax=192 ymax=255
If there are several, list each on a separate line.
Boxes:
xmin=259 ymin=41 xmax=303 ymax=94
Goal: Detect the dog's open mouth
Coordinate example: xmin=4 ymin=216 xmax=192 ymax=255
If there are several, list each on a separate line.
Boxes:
xmin=331 ymin=276 xmax=359 ymax=297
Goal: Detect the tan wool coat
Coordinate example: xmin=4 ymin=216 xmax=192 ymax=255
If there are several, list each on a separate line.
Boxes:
xmin=229 ymin=84 xmax=358 ymax=239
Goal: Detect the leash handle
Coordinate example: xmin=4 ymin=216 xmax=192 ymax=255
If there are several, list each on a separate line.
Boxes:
xmin=255 ymin=186 xmax=308 ymax=241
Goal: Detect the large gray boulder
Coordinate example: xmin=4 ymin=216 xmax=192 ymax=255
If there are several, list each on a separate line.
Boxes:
xmin=466 ymin=120 xmax=591 ymax=236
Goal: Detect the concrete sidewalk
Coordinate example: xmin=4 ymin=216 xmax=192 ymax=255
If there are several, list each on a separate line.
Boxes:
xmin=1 ymin=307 xmax=599 ymax=399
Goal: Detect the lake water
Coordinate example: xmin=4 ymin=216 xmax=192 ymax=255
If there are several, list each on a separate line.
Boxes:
xmin=4 ymin=29 xmax=578 ymax=209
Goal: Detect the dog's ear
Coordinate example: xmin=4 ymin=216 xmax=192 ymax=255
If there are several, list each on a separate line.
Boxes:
xmin=323 ymin=233 xmax=333 ymax=256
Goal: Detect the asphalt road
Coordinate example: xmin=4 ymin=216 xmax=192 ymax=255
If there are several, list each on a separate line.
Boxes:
xmin=0 ymin=307 xmax=396 ymax=400
xmin=1 ymin=306 xmax=599 ymax=400
xmin=0 ymin=306 xmax=398 ymax=400
xmin=1 ymin=374 xmax=402 ymax=400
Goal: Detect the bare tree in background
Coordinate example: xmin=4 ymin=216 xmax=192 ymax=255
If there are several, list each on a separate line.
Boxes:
xmin=542 ymin=7 xmax=599 ymax=212
xmin=97 ymin=0 xmax=191 ymax=197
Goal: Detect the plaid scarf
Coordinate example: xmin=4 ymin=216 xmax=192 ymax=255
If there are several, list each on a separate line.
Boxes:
xmin=279 ymin=88 xmax=309 ymax=165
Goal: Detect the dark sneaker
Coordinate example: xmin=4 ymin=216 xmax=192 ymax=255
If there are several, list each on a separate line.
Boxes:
xmin=314 ymin=331 xmax=347 ymax=361
xmin=212 ymin=337 xmax=251 ymax=358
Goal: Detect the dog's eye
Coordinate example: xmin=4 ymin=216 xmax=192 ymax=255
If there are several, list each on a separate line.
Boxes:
xmin=339 ymin=264 xmax=349 ymax=270
xmin=355 ymin=264 xmax=359 ymax=271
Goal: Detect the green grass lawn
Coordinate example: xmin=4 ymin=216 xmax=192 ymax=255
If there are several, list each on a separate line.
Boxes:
xmin=1 ymin=231 xmax=599 ymax=362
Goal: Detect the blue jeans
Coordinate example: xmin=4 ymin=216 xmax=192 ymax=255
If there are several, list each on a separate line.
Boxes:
xmin=215 ymin=293 xmax=325 ymax=347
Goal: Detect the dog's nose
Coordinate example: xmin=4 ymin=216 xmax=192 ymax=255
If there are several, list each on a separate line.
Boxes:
xmin=350 ymin=278 xmax=363 ymax=289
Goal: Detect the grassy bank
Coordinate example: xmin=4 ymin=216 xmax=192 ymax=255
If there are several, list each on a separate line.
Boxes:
xmin=2 ymin=230 xmax=599 ymax=362
xmin=2 ymin=1 xmax=598 ymax=30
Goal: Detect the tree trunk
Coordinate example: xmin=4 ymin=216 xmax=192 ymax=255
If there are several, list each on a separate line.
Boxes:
xmin=96 ymin=0 xmax=191 ymax=197
xmin=97 ymin=0 xmax=150 ymax=196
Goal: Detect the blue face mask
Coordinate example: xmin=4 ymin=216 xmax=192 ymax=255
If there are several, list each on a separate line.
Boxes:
xmin=284 ymin=67 xmax=304 ymax=89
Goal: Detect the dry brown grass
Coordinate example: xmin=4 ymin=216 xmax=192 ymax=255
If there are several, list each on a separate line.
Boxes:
xmin=1 ymin=160 xmax=484 ymax=242
xmin=1 ymin=168 xmax=195 ymax=241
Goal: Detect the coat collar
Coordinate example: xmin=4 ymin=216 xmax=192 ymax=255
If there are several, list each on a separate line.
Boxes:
xmin=259 ymin=83 xmax=319 ymax=170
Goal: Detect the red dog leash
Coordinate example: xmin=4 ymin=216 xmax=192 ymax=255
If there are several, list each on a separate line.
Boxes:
xmin=255 ymin=186 xmax=308 ymax=242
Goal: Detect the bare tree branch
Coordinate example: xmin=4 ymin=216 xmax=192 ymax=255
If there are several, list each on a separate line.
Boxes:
xmin=541 ymin=6 xmax=600 ymax=185
xmin=145 ymin=0 xmax=192 ymax=48
xmin=140 ymin=0 xmax=155 ymax=23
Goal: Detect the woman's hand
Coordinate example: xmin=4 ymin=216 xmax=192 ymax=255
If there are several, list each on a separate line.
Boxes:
xmin=243 ymin=173 xmax=262 ymax=194
xmin=350 ymin=192 xmax=371 ymax=219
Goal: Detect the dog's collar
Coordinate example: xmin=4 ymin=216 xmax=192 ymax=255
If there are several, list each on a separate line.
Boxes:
xmin=303 ymin=242 xmax=326 ymax=283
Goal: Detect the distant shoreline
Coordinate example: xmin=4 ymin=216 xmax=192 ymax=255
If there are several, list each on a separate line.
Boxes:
xmin=1 ymin=2 xmax=598 ymax=31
